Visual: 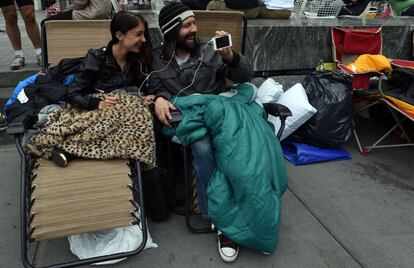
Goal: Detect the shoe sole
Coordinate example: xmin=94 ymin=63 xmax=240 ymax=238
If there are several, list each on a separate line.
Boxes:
xmin=10 ymin=65 xmax=24 ymax=70
xmin=217 ymin=240 xmax=239 ymax=263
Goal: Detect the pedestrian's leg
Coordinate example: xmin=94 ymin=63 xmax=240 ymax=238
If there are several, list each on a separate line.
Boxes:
xmin=19 ymin=4 xmax=42 ymax=65
xmin=1 ymin=5 xmax=25 ymax=70
xmin=1 ymin=5 xmax=22 ymax=51
xmin=19 ymin=4 xmax=41 ymax=50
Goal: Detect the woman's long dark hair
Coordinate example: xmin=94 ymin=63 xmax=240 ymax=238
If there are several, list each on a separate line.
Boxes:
xmin=110 ymin=11 xmax=153 ymax=77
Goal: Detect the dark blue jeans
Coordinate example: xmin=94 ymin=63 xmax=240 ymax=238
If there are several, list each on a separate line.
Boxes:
xmin=190 ymin=135 xmax=216 ymax=218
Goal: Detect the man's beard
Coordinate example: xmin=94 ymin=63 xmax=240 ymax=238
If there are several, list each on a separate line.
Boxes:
xmin=176 ymin=33 xmax=197 ymax=52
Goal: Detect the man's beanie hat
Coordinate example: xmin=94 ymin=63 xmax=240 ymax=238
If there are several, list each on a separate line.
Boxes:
xmin=158 ymin=2 xmax=194 ymax=42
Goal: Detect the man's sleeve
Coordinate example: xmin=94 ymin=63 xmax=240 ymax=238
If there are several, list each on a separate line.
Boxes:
xmin=221 ymin=52 xmax=254 ymax=83
xmin=148 ymin=71 xmax=172 ymax=100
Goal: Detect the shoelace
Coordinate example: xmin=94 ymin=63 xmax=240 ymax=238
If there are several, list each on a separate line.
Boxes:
xmin=219 ymin=234 xmax=237 ymax=248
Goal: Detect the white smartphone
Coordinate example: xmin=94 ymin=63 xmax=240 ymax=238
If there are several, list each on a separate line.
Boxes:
xmin=212 ymin=34 xmax=232 ymax=50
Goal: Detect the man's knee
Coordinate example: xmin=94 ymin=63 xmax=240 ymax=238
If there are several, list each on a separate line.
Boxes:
xmin=20 ymin=5 xmax=37 ymax=24
xmin=191 ymin=136 xmax=213 ymax=157
xmin=2 ymin=8 xmax=18 ymax=25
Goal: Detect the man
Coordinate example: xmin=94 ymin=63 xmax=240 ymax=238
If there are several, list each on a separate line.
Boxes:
xmin=148 ymin=2 xmax=253 ymax=263
xmin=0 ymin=0 xmax=42 ymax=70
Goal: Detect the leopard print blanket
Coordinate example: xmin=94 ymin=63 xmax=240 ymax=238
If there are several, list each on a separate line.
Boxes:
xmin=26 ymin=92 xmax=156 ymax=169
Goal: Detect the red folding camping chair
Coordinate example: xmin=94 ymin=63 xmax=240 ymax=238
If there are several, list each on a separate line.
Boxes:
xmin=332 ymin=27 xmax=414 ymax=155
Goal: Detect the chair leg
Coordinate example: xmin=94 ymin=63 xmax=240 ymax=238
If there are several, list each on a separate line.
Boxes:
xmin=386 ymin=105 xmax=412 ymax=143
xmin=355 ymin=110 xmax=414 ymax=154
xmin=353 ymin=127 xmax=365 ymax=155
xmin=352 ymin=100 xmax=382 ymax=155
xmin=183 ymin=148 xmax=213 ymax=234
xmin=19 ymin=143 xmax=149 ymax=268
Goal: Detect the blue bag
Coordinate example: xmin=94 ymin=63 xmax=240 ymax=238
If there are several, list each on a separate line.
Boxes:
xmin=282 ymin=142 xmax=351 ymax=165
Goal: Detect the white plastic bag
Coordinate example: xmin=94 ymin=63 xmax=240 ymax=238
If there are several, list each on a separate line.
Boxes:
xmin=68 ymin=223 xmax=157 ymax=265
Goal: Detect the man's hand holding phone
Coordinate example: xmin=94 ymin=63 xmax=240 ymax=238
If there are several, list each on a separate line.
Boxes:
xmin=154 ymin=97 xmax=177 ymax=126
xmin=213 ymin=31 xmax=234 ymax=62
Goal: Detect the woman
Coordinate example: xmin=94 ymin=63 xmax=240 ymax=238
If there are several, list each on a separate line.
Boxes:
xmin=66 ymin=10 xmax=152 ymax=110
xmin=27 ymin=11 xmax=154 ymax=167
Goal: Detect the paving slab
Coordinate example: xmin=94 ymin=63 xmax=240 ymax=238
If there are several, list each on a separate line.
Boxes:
xmin=0 ymin=145 xmax=362 ymax=268
xmin=287 ymin=120 xmax=414 ymax=268
xmin=29 ymin=192 xmax=361 ymax=268
xmin=0 ymin=145 xmax=22 ymax=268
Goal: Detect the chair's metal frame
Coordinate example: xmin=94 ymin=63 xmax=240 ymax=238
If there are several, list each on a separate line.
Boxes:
xmin=352 ymin=74 xmax=414 ymax=155
xmin=330 ymin=26 xmax=414 ymax=155
xmin=9 ymin=131 xmax=148 ymax=268
xmin=8 ymin=18 xmax=149 ymax=268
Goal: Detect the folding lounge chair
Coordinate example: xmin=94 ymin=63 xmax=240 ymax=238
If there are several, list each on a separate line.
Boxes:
xmin=179 ymin=11 xmax=290 ymax=234
xmin=332 ymin=27 xmax=414 ymax=155
xmin=41 ymin=20 xmax=111 ymax=71
xmin=7 ymin=20 xmax=148 ymax=268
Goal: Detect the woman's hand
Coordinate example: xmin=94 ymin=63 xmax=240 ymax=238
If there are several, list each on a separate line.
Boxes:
xmin=98 ymin=96 xmax=119 ymax=109
xmin=144 ymin=95 xmax=155 ymax=106
xmin=215 ymin=30 xmax=234 ymax=62
xmin=154 ymin=97 xmax=176 ymax=126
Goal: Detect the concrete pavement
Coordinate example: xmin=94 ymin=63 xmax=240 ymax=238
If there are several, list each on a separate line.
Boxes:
xmin=1 ymin=118 xmax=414 ymax=268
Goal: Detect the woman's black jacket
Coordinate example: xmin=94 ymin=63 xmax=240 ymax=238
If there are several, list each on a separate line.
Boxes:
xmin=66 ymin=41 xmax=143 ymax=110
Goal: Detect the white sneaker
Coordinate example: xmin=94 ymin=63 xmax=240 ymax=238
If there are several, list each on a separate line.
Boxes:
xmin=217 ymin=230 xmax=239 ymax=263
xmin=10 ymin=55 xmax=25 ymax=70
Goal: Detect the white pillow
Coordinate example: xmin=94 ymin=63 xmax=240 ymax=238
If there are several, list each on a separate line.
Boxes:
xmin=256 ymin=78 xmax=284 ymax=103
xmin=268 ymin=83 xmax=317 ymax=140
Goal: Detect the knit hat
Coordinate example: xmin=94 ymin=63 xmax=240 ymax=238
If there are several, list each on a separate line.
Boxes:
xmin=158 ymin=2 xmax=194 ymax=42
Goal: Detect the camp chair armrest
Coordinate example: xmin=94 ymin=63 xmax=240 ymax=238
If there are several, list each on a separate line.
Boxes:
xmin=390 ymin=59 xmax=414 ymax=69
xmin=6 ymin=114 xmax=37 ymax=135
xmin=263 ymin=103 xmax=291 ymax=140
xmin=263 ymin=103 xmax=292 ymax=118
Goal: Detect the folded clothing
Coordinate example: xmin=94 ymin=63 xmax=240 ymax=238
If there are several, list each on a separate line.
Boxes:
xmin=346 ymin=54 xmax=392 ymax=74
